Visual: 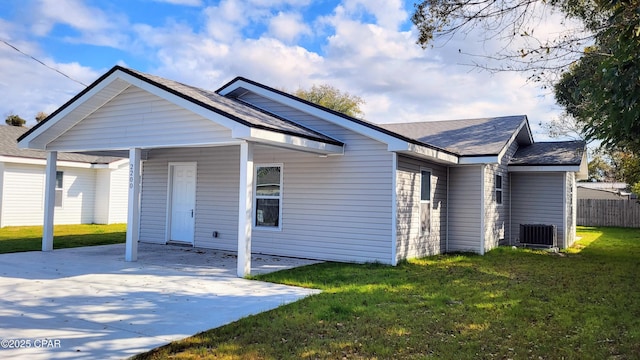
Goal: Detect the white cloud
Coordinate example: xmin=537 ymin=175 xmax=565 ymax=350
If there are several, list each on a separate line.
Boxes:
xmin=341 ymin=0 xmax=407 ymax=30
xmin=33 ymin=0 xmax=118 ymax=34
xmin=0 ymin=43 xmax=99 ymax=124
xmin=0 ymin=0 xmax=564 ymax=141
xmin=29 ymin=0 xmax=130 ymax=48
xmin=268 ymin=12 xmax=312 ymax=43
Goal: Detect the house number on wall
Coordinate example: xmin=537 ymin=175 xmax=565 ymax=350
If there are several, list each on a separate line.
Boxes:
xmin=129 ymin=164 xmax=134 ymax=189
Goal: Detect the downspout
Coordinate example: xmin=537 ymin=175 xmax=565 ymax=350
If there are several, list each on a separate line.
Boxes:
xmin=390 ymin=153 xmax=398 ymax=265
xmin=446 ymin=166 xmax=449 ymax=253
xmin=480 ymin=164 xmax=486 ymax=255
xmin=508 ymin=172 xmax=512 ymax=246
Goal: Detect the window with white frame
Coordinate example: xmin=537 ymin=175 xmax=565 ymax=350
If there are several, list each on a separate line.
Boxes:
xmin=255 ymin=165 xmax=282 ymax=228
xmin=55 ymin=171 xmax=64 ymax=207
xmin=495 ymin=174 xmax=503 ymax=205
xmin=420 ymin=169 xmax=431 ymax=236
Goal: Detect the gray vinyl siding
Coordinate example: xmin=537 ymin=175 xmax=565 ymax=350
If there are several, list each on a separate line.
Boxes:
xmin=139 ymin=147 xmax=240 ymax=247
xmin=483 ymin=140 xmax=518 ymax=251
xmin=238 ymin=92 xmax=394 ymax=263
xmin=48 ymin=86 xmax=233 ymax=151
xmin=448 ymin=165 xmax=482 ymax=253
xmin=138 ymin=140 xmax=394 ymax=264
xmin=252 ymin=144 xmax=393 ymax=263
xmin=1 ymin=163 xmax=96 ymax=226
xmin=395 ymin=155 xmax=447 ymax=260
xmin=510 ymin=172 xmax=566 ymax=246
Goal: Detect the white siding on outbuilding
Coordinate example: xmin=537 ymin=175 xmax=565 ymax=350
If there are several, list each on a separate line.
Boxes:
xmin=1 ymin=163 xmax=96 ymax=227
xmin=94 ymin=162 xmax=129 ymax=224
xmin=448 ymin=165 xmax=483 ymax=253
xmin=395 ymin=155 xmax=447 ymax=261
xmin=510 ymin=172 xmax=566 ymax=246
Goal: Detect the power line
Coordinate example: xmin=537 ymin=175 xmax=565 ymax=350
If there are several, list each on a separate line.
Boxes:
xmin=1 ymin=39 xmax=89 ymax=87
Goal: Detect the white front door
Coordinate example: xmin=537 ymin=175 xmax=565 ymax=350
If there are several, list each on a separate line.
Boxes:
xmin=169 ymin=163 xmax=196 ymax=244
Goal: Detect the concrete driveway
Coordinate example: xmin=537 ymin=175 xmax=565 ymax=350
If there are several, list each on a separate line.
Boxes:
xmin=0 ymin=243 xmax=321 ymax=359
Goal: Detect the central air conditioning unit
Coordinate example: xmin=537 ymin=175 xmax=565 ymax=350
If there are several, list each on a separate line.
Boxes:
xmin=519 ymin=224 xmax=557 ymax=247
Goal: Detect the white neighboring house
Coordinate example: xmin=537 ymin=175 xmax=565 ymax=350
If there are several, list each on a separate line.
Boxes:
xmin=0 ymin=125 xmax=128 ymax=227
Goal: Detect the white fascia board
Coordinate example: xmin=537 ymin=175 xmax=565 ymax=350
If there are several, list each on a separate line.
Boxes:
xmin=508 ymin=165 xmax=581 ymax=173
xmin=233 ymin=128 xmax=344 ymax=155
xmin=220 ymin=80 xmax=404 ymax=146
xmin=117 ymin=72 xmax=245 ymax=132
xmin=46 ymin=140 xmax=243 ymax=153
xmin=458 ymin=156 xmax=499 ymax=164
xmin=395 ymin=143 xmax=458 ymax=164
xmin=19 ymin=73 xmax=130 ymax=150
xmin=497 ymin=118 xmax=531 ymax=162
xmin=0 ymin=155 xmax=97 ymax=169
xmin=577 ymin=152 xmax=589 ymax=180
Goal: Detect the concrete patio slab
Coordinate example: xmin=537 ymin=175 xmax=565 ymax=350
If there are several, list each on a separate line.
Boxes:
xmin=0 ymin=243 xmax=321 ymax=359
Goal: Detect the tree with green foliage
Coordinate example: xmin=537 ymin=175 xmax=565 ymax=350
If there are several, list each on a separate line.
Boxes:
xmin=411 ymin=0 xmax=640 ymax=155
xmin=35 ymin=111 xmax=48 ymax=123
xmin=587 ymin=151 xmax=615 ymax=182
xmin=5 ymin=114 xmax=26 ymax=127
xmin=294 ymin=84 xmax=365 ymax=118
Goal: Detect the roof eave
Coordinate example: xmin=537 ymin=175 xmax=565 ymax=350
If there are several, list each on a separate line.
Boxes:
xmin=217 ymin=78 xmax=458 ymax=159
xmin=389 ymin=141 xmax=459 ymax=164
xmin=508 ymin=164 xmax=583 ymax=173
xmin=233 ymin=127 xmax=344 ymax=155
xmin=458 ymin=155 xmax=499 ymax=164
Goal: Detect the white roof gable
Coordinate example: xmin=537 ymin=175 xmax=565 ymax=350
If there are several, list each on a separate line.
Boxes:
xmin=18 ymin=67 xmax=344 ymax=156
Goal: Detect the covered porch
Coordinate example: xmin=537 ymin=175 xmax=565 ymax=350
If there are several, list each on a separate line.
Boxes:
xmin=17 ymin=66 xmax=344 ymax=277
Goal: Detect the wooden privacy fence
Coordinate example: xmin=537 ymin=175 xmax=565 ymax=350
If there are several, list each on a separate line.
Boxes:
xmin=577 ymin=199 xmax=640 ymax=228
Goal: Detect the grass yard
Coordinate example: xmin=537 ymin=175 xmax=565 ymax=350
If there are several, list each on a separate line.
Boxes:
xmin=135 ymin=226 xmax=640 ymax=359
xmin=0 ymin=223 xmax=126 ymax=254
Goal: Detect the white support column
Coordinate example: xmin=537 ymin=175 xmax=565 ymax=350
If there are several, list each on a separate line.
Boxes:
xmin=42 ymin=151 xmax=57 ymax=252
xmin=237 ymin=142 xmax=254 ymax=277
xmin=126 ymin=148 xmax=142 ymax=262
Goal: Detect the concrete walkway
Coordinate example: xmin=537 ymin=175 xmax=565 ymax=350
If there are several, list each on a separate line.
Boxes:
xmin=0 ymin=243 xmax=321 ymax=359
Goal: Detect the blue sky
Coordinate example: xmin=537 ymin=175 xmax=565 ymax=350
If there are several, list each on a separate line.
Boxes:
xmin=0 ymin=0 xmax=564 ymax=137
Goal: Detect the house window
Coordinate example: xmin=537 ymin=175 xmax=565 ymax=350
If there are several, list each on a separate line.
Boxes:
xmin=55 ymin=171 xmax=63 ymax=207
xmin=495 ymin=174 xmax=503 ymax=205
xmin=255 ymin=165 xmax=282 ymax=229
xmin=420 ymin=169 xmax=431 ymax=236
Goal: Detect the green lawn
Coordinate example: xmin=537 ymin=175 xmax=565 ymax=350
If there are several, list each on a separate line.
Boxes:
xmin=135 ymin=227 xmax=640 ymax=360
xmin=0 ymin=223 xmax=126 ymax=253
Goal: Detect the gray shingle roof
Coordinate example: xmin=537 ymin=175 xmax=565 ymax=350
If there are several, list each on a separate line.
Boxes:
xmin=0 ymin=125 xmax=121 ymax=164
xmin=509 ymin=141 xmax=586 ymax=166
xmin=123 ymin=68 xmax=343 ymax=146
xmin=378 ymin=116 xmax=527 ymax=156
